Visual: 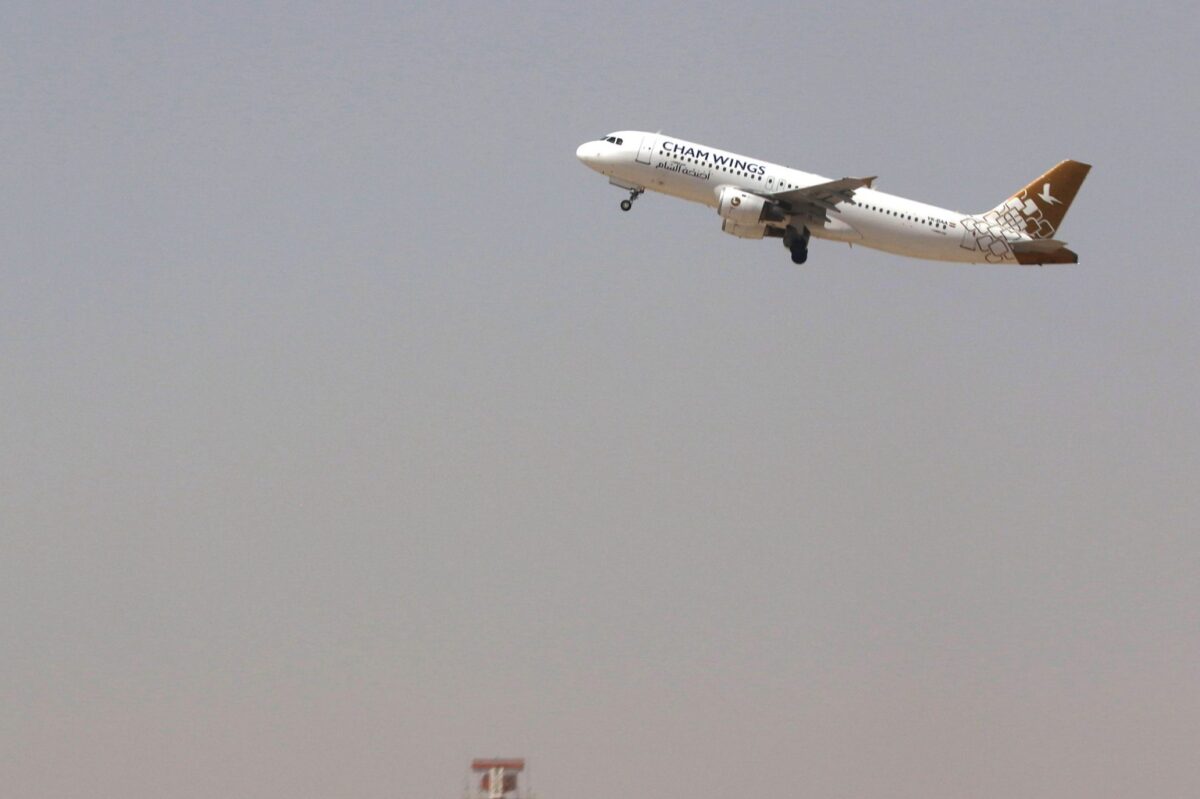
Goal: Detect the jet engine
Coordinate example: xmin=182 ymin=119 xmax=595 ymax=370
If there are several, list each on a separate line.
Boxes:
xmin=716 ymin=186 xmax=768 ymax=226
xmin=721 ymin=219 xmax=766 ymax=239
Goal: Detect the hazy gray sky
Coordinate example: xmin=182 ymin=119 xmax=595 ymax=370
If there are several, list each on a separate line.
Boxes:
xmin=3 ymin=1 xmax=1198 ymax=797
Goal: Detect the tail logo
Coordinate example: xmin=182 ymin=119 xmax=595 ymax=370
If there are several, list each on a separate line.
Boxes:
xmin=960 ymin=160 xmax=1090 ymax=263
xmin=961 ymin=184 xmax=1059 ymax=262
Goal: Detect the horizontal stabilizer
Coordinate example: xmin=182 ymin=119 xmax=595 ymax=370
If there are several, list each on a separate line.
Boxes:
xmin=1010 ymin=238 xmax=1069 ymax=253
xmin=1013 ymin=242 xmax=1079 ymax=265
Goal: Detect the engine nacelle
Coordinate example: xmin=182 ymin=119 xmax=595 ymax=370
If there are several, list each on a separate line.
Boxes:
xmin=716 ymin=186 xmax=768 ymax=226
xmin=721 ymin=219 xmax=766 ymax=239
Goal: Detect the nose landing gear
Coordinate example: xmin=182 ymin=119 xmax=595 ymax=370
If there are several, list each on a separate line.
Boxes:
xmin=620 ymin=188 xmax=643 ymax=212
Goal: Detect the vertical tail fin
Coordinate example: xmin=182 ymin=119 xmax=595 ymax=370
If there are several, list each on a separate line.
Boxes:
xmin=985 ymin=160 xmax=1092 ymax=239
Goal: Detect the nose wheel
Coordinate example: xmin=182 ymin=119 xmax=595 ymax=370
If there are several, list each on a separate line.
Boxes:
xmin=619 ymin=188 xmax=643 ymax=212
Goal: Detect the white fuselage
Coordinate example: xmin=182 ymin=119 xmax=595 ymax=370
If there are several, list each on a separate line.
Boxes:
xmin=576 ymin=131 xmax=997 ymax=264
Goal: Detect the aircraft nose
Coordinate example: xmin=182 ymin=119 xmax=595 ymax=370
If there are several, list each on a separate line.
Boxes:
xmin=576 ymin=142 xmax=597 ymax=164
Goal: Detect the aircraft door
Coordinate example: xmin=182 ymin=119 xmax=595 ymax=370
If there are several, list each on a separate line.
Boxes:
xmin=636 ymin=135 xmax=654 ymax=165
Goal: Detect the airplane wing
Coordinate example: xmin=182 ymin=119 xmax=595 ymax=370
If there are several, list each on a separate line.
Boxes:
xmin=770 ymin=176 xmax=877 ymax=225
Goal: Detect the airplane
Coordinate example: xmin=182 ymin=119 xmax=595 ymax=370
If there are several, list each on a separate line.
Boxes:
xmin=575 ymin=132 xmax=1091 ymax=266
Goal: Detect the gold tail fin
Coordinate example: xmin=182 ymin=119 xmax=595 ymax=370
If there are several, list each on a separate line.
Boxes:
xmin=987 ymin=160 xmax=1092 ymax=239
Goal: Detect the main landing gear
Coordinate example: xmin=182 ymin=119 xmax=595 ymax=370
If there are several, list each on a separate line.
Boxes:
xmin=619 ymin=187 xmax=643 ymax=212
xmin=784 ymin=225 xmax=810 ymax=264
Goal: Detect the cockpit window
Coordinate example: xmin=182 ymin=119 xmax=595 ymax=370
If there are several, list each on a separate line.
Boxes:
xmin=616 ymin=137 xmax=623 ymax=145
xmin=605 ymin=137 xmax=616 ymax=143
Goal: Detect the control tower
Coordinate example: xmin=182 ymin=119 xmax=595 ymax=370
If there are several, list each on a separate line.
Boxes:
xmin=471 ymin=759 xmax=526 ymax=799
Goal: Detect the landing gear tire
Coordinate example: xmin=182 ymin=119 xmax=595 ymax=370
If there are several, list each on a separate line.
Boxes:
xmin=620 ymin=199 xmax=632 ymax=212
xmin=784 ymin=225 xmax=811 ymax=265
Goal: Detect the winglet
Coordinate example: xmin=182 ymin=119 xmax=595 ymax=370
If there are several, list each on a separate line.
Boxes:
xmin=839 ymin=176 xmax=876 ymax=189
